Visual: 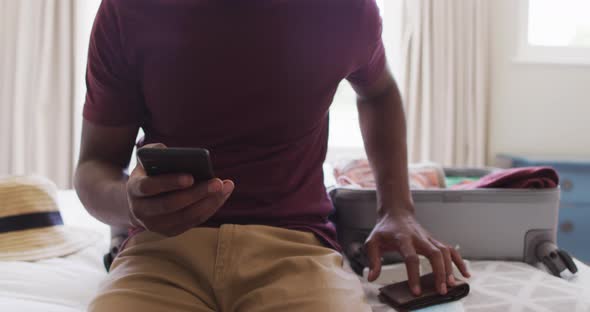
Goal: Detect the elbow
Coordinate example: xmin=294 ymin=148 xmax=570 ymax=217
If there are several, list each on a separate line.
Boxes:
xmin=73 ymin=161 xmax=87 ymax=196
xmin=364 ymin=82 xmax=396 ymax=102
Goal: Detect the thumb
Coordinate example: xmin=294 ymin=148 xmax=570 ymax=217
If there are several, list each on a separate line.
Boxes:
xmin=142 ymin=143 xmax=167 ymax=149
xmin=365 ymin=238 xmax=382 ymax=282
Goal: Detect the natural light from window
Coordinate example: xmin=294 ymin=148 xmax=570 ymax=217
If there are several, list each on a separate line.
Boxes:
xmin=328 ymin=0 xmax=386 ymax=154
xmin=528 ymin=0 xmax=590 ymax=47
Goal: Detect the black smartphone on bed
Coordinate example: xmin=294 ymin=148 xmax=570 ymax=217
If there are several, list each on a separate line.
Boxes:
xmin=136 ymin=147 xmax=215 ymax=182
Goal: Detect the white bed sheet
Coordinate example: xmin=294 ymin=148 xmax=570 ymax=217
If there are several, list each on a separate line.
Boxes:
xmin=362 ymin=260 xmax=590 ymax=312
xmin=0 ymin=190 xmax=588 ymax=312
xmin=0 ymin=191 xmax=109 ymax=312
xmin=0 ymin=242 xmax=107 ymax=312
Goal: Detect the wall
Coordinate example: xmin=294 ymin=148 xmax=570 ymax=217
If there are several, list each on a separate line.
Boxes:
xmin=488 ymin=0 xmax=590 ymax=163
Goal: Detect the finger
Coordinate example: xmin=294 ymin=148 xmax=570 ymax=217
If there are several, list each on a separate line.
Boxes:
xmin=135 ymin=143 xmax=167 ymax=172
xmin=221 ymin=179 xmax=235 ymax=196
xmin=141 ymin=214 xmax=188 ymax=236
xmin=133 ymin=142 xmax=167 ymax=175
xmin=130 ymin=174 xmax=194 ymax=197
xmin=430 ymin=239 xmax=455 ymax=286
xmin=449 ymin=246 xmax=471 ymax=278
xmin=142 ymin=143 xmax=167 ymax=149
xmin=364 ymin=237 xmax=382 ymax=282
xmin=131 ymin=161 xmax=147 ymax=177
xmin=418 ymin=239 xmax=447 ymax=295
xmin=128 ymin=209 xmax=145 ymax=228
xmin=399 ymin=240 xmax=421 ymax=296
xmin=143 ymin=184 xmax=231 ymax=236
xmin=180 ymin=184 xmax=234 ymax=226
xmin=140 ymin=179 xmax=222 ymax=216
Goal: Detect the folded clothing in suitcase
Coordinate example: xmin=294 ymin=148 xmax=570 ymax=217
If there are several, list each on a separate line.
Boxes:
xmin=329 ymin=168 xmax=578 ymax=278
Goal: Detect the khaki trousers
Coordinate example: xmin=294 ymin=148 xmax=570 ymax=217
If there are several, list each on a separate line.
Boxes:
xmin=89 ymin=224 xmax=371 ymax=312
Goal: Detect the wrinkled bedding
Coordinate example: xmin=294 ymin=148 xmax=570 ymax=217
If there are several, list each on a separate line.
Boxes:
xmin=0 ymin=191 xmax=588 ymax=312
xmin=362 ymin=260 xmax=590 ymax=312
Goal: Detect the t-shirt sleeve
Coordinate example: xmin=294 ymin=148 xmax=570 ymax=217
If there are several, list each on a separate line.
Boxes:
xmin=346 ymin=0 xmax=386 ymax=88
xmin=83 ymin=0 xmax=144 ymax=126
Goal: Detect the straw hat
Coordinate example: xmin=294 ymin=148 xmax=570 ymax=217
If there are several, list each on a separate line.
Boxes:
xmin=0 ymin=175 xmax=101 ymax=261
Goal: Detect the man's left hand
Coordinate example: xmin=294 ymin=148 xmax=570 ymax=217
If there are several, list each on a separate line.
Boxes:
xmin=364 ymin=209 xmax=470 ymax=296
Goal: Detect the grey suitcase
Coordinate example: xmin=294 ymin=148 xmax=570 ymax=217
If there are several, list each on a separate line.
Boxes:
xmin=329 ymin=168 xmax=578 ymax=278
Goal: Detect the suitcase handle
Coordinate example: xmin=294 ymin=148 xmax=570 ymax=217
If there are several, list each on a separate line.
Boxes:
xmin=536 ymin=241 xmax=578 ymax=278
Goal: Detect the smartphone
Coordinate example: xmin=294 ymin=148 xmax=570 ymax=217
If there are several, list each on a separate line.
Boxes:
xmin=136 ymin=147 xmax=215 ymax=182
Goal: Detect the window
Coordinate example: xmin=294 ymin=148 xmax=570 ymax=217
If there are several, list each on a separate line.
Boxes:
xmin=517 ymin=0 xmax=590 ymax=64
xmin=327 ymin=0 xmax=402 ymax=161
xmin=528 ymin=0 xmax=590 ymax=47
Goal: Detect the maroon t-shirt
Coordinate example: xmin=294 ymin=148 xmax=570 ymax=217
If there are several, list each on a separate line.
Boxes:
xmin=84 ymin=0 xmax=386 ymax=250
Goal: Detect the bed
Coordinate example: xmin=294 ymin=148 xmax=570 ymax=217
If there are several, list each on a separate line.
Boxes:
xmin=0 ymin=190 xmax=588 ymax=312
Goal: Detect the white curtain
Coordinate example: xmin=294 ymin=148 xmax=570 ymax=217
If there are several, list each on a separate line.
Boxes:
xmin=400 ymin=0 xmax=489 ymax=166
xmin=0 ymin=0 xmax=75 ymax=188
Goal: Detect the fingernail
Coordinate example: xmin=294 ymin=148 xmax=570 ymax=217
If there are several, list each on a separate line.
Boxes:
xmin=222 ymin=181 xmax=234 ymax=195
xmin=440 ymin=283 xmax=447 ymax=295
xmin=449 ymin=275 xmax=456 ymax=285
xmin=208 ymin=180 xmax=222 ymax=193
xmin=412 ymin=286 xmax=421 ymax=296
xmin=179 ymin=175 xmax=193 ymax=186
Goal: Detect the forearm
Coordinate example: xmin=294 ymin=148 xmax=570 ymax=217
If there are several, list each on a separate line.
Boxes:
xmin=357 ymin=80 xmax=413 ymax=216
xmin=74 ymin=160 xmax=132 ymax=227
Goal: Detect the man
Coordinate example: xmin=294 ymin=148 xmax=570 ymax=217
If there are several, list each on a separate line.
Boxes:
xmin=75 ymin=0 xmax=469 ymax=311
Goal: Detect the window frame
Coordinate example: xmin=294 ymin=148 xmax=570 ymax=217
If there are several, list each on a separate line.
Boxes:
xmin=515 ymin=0 xmax=590 ymax=66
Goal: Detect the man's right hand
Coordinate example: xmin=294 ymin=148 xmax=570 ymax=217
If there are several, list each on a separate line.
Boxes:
xmin=126 ymin=143 xmax=234 ymax=236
